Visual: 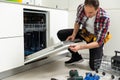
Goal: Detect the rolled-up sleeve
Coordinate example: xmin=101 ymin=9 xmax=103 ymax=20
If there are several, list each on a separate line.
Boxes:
xmin=75 ymin=4 xmax=84 ymax=24
xmin=96 ymin=17 xmax=110 ymax=46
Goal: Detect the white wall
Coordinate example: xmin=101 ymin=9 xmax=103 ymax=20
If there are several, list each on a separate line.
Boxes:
xmin=100 ymin=0 xmax=120 ymax=9
xmin=104 ymin=9 xmax=120 ymax=56
xmin=100 ymin=0 xmax=120 ymax=56
xmin=68 ymin=0 xmax=120 ymax=57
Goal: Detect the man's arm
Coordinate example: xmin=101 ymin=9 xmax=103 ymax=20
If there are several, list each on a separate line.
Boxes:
xmin=66 ymin=23 xmax=81 ymax=41
xmin=72 ymin=23 xmax=80 ymax=37
xmin=69 ymin=41 xmax=100 ymax=52
xmin=79 ymin=42 xmax=99 ymax=49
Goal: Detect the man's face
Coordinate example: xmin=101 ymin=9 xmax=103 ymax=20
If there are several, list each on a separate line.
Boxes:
xmin=84 ymin=5 xmax=98 ymax=18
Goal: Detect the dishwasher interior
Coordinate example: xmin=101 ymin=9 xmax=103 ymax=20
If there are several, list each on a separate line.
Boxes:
xmin=24 ymin=9 xmax=48 ymax=57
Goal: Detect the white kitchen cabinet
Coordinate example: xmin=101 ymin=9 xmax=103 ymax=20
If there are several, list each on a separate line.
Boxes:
xmin=0 ymin=37 xmax=24 ymax=72
xmin=0 ymin=2 xmax=23 ymax=38
xmin=0 ymin=2 xmax=24 ymax=73
xmin=35 ymin=0 xmax=69 ymax=10
xmin=0 ymin=2 xmax=68 ymax=72
xmin=49 ymin=9 xmax=68 ymax=46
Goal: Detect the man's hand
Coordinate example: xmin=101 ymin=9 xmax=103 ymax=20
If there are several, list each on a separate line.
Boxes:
xmin=66 ymin=35 xmax=75 ymax=41
xmin=69 ymin=42 xmax=100 ymax=52
xmin=69 ymin=44 xmax=81 ymax=52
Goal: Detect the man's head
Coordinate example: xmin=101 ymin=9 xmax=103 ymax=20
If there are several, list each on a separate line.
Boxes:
xmin=84 ymin=0 xmax=99 ymax=18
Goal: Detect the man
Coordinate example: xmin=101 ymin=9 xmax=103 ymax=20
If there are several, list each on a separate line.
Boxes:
xmin=57 ymin=0 xmax=110 ymax=70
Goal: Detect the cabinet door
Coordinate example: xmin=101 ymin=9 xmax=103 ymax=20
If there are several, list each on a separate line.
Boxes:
xmin=49 ymin=9 xmax=68 ymax=46
xmin=37 ymin=0 xmax=69 ymax=9
xmin=0 ymin=37 xmax=24 ymax=72
xmin=0 ymin=2 xmax=23 ymax=38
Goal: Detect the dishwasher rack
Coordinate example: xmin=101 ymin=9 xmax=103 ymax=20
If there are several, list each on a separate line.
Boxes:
xmin=94 ymin=53 xmax=120 ymax=80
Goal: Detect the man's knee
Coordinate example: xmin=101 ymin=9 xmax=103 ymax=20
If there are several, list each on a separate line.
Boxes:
xmin=89 ymin=59 xmax=101 ymax=71
xmin=57 ymin=30 xmax=65 ymax=41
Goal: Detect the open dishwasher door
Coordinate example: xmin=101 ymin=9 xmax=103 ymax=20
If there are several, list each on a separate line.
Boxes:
xmin=24 ymin=39 xmax=81 ymax=64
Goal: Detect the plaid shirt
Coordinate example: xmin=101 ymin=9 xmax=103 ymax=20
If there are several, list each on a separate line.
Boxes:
xmin=76 ymin=4 xmax=110 ymax=46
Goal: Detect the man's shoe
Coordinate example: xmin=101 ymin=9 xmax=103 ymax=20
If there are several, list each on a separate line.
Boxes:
xmin=65 ymin=57 xmax=83 ymax=65
xmin=66 ymin=48 xmax=83 ymax=65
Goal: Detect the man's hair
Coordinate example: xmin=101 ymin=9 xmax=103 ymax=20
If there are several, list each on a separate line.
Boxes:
xmin=84 ymin=0 xmax=99 ymax=10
